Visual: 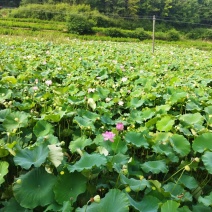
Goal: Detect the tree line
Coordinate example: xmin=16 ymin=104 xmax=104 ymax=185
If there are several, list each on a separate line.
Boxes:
xmin=1 ymin=0 xmax=212 ymax=25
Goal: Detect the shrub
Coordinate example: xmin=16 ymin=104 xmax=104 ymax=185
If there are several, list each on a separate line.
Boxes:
xmin=67 ymin=13 xmax=93 ymax=35
xmin=134 ymin=28 xmax=151 ymax=40
xmin=9 ymin=3 xmax=70 ymax=21
xmin=166 ymin=29 xmax=181 ymax=41
xmin=89 ymin=11 xmax=115 ymax=28
xmin=155 ymin=31 xmax=167 ymax=40
xmin=103 ymin=27 xmax=124 ymax=38
xmin=186 ymin=28 xmax=206 ymax=40
xmin=202 ymin=29 xmax=212 ymax=40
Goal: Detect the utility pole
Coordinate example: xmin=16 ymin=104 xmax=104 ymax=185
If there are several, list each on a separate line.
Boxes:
xmin=152 ymin=15 xmax=156 ymax=53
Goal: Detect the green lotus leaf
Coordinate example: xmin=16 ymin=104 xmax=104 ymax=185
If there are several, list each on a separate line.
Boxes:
xmin=53 ymin=86 xmax=69 ymax=95
xmin=0 ymin=161 xmax=9 ymax=185
xmin=186 ymin=101 xmax=201 ymax=111
xmin=192 ymin=133 xmax=212 ymax=153
xmin=36 ymin=134 xmax=59 ymax=145
xmin=178 ymin=206 xmax=192 ymax=212
xmin=127 ymin=194 xmax=160 ymax=212
xmin=67 ymin=153 xmax=107 ymax=172
xmin=0 ymin=88 xmax=12 ymax=102
xmin=204 ymin=106 xmax=212 ymax=127
xmin=67 ymin=96 xmax=84 ymax=105
xmin=156 ymin=104 xmax=171 ymax=114
xmin=14 ymin=145 xmax=49 ymax=169
xmin=130 ymin=98 xmax=144 ymax=108
xmin=96 ymin=87 xmax=110 ymax=99
xmin=76 ymin=189 xmax=129 ymax=212
xmin=3 ymin=111 xmax=29 ymax=132
xmin=33 ymin=120 xmax=54 ymax=137
xmin=129 ymin=110 xmax=144 ymax=124
xmin=156 ymin=116 xmax=175 ymax=132
xmin=125 ymin=131 xmax=149 ymax=148
xmin=100 ymin=114 xmax=115 ymax=125
xmin=202 ymin=151 xmax=212 ymax=174
xmin=161 ymin=200 xmax=180 ymax=212
xmin=120 ymin=174 xmax=149 ymax=192
xmin=1 ymin=76 xmax=17 ymax=84
xmin=163 ymin=182 xmax=184 ymax=197
xmin=15 ymin=101 xmax=36 ymax=111
xmin=48 ymin=144 xmax=63 ymax=168
xmin=1 ymin=198 xmax=32 ymax=212
xmin=74 ymin=116 xmax=95 ymax=130
xmin=69 ymin=136 xmax=93 ymax=153
xmin=179 ymin=174 xmax=198 ymax=190
xmin=13 ymin=167 xmax=56 ymax=209
xmin=102 ymin=135 xmax=128 ymax=154
xmin=108 ymin=154 xmax=130 ymax=166
xmin=204 ymin=106 xmax=212 ymax=115
xmin=54 ymin=171 xmax=87 ymax=204
xmin=0 ymin=146 xmax=9 ymax=158
xmin=44 ymin=114 xmax=61 ymax=122
xmin=198 ymin=192 xmax=212 ymax=207
xmin=0 ymin=109 xmax=10 ymax=122
xmin=61 ymin=201 xmax=74 ymax=212
xmin=170 ymin=91 xmax=187 ymax=104
xmin=141 ymin=108 xmax=155 ymax=120
xmin=152 ymin=143 xmax=178 ymax=162
xmin=170 ymin=134 xmax=190 ymax=157
xmin=192 ymin=203 xmax=212 ymax=212
xmin=44 ymin=201 xmax=64 ymax=212
xmin=179 ymin=113 xmax=204 ymax=126
xmin=77 ymin=109 xmax=99 ymax=121
xmin=141 ymin=160 xmax=168 ymax=174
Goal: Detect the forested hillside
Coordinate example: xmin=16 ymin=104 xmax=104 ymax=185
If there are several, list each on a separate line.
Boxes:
xmin=1 ymin=0 xmax=212 ymax=26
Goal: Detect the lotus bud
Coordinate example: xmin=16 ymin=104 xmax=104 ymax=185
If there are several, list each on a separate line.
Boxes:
xmin=93 ymin=195 xmax=101 ymax=203
xmin=76 ymin=148 xmax=83 ymax=157
xmin=87 ymin=98 xmax=96 ymax=110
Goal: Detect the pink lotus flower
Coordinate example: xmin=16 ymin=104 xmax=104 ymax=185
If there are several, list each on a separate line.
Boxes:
xmin=102 ymin=131 xmax=115 ymax=142
xmin=45 ymin=80 xmax=52 ymax=86
xmin=116 ymin=122 xmax=124 ymax=131
xmin=32 ymin=86 xmax=38 ymax=91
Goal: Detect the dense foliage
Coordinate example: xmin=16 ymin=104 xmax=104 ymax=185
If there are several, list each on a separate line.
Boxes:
xmin=0 ymin=37 xmax=212 ymax=211
xmin=1 ymin=0 xmax=212 ymax=27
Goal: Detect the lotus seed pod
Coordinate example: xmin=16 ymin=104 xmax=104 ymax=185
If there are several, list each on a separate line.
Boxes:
xmin=184 ymin=165 xmax=190 ymax=171
xmin=125 ymin=186 xmax=131 ymax=193
xmin=60 ymin=171 xmax=65 ymax=175
xmin=12 ymin=129 xmax=17 ymax=133
xmin=16 ymin=179 xmax=22 ymax=184
xmin=139 ymin=175 xmax=144 ymax=180
xmin=60 ymin=141 xmax=65 ymax=146
xmin=194 ymin=157 xmax=200 ymax=162
xmin=93 ymin=195 xmax=101 ymax=203
xmin=122 ymin=168 xmax=128 ymax=175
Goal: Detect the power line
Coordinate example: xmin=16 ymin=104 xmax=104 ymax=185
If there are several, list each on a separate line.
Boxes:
xmin=3 ymin=8 xmax=212 ymax=28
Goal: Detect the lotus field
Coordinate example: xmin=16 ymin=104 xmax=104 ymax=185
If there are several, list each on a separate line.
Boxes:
xmin=0 ymin=37 xmax=212 ymax=211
